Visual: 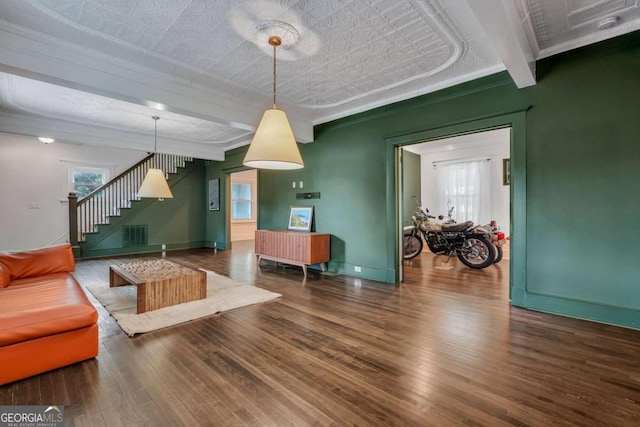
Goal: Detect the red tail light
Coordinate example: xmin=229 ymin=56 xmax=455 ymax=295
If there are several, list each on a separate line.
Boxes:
xmin=497 ymin=232 xmax=505 ymax=240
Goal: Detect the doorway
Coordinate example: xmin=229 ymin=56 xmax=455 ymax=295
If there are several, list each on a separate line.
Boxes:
xmin=399 ymin=127 xmax=511 ymax=296
xmin=229 ymin=169 xmax=258 ymax=245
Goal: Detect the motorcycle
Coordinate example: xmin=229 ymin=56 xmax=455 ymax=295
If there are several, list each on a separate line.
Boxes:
xmin=486 ymin=220 xmax=507 ymax=263
xmin=440 ymin=205 xmax=506 ymax=264
xmin=403 ymin=201 xmax=496 ymax=269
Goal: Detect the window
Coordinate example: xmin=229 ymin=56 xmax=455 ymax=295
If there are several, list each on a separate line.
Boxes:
xmin=69 ymin=166 xmax=109 ymax=198
xmin=231 ymin=183 xmax=252 ymax=220
xmin=435 ymin=159 xmax=491 ymax=225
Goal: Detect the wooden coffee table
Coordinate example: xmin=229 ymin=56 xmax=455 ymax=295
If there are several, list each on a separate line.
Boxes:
xmin=109 ymin=259 xmax=206 ymax=313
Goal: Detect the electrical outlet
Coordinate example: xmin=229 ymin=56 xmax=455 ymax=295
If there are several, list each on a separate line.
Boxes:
xmin=28 ymin=202 xmax=40 ymax=209
xmin=292 ymin=181 xmax=296 ymax=188
xmin=354 ymin=266 xmax=362 ymax=272
xmin=299 ymin=181 xmax=303 ymax=188
xmin=161 ymin=244 xmax=166 ymax=250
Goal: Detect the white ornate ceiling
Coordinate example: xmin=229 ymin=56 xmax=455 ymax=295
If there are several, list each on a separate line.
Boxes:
xmin=0 ymin=0 xmax=638 ymax=159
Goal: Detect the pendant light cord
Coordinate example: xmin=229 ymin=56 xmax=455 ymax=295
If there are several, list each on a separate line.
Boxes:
xmin=268 ymin=36 xmax=281 ymax=109
xmin=272 ymin=40 xmax=277 ymax=108
xmin=152 ymin=115 xmax=159 ymax=168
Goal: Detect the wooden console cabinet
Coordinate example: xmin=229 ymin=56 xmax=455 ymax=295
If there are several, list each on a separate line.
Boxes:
xmin=255 ymin=230 xmax=330 ymax=276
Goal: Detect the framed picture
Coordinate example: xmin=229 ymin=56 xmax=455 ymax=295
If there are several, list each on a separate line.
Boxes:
xmin=503 ymin=158 xmax=511 ymax=186
xmin=208 ymin=178 xmax=220 ymax=211
xmin=287 ymin=206 xmax=313 ymax=232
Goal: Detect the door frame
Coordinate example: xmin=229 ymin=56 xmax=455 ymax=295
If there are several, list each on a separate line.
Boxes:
xmin=224 ymin=166 xmax=259 ymax=251
xmin=385 ymin=109 xmax=528 ymax=303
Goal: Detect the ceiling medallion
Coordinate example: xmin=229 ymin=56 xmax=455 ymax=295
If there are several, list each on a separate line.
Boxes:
xmin=597 ymin=16 xmax=620 ymax=31
xmin=252 ymin=20 xmax=300 ymax=49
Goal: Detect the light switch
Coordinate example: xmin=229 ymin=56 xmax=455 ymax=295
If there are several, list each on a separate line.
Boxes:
xmin=292 ymin=181 xmax=296 ymax=188
xmin=299 ymin=181 xmax=303 ymax=188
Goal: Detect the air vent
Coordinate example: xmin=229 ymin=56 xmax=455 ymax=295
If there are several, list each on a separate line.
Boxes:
xmin=123 ymin=225 xmax=148 ymax=247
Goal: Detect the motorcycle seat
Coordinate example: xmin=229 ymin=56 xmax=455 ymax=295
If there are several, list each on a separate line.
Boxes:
xmin=441 ymin=221 xmax=473 ymax=232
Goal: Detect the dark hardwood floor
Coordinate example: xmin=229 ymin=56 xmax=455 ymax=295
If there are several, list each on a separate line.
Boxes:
xmin=2 ymin=243 xmax=640 ymax=426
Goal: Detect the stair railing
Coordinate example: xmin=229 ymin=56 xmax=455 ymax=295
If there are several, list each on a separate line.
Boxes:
xmin=68 ymin=153 xmax=192 ymax=245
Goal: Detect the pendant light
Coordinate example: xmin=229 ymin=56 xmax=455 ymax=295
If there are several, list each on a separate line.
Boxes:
xmin=243 ymin=36 xmax=304 ymax=170
xmin=137 ymin=116 xmax=173 ymax=201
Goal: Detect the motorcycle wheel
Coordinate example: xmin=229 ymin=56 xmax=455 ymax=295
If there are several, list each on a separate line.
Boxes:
xmin=457 ymin=235 xmax=496 ymax=269
xmin=493 ymin=245 xmax=503 ymax=263
xmin=403 ymin=234 xmax=423 ymax=259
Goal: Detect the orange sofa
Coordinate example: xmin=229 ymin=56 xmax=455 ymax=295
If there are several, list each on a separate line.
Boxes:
xmin=0 ymin=243 xmax=98 ymax=385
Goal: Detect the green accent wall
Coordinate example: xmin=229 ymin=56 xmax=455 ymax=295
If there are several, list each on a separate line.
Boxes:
xmin=402 ymin=150 xmax=421 ymax=226
xmin=207 ymin=72 xmax=529 ymax=282
xmin=204 ymin=31 xmax=640 ymax=330
xmin=79 ymin=160 xmax=206 ymax=258
xmin=523 ymin=32 xmax=640 ymax=328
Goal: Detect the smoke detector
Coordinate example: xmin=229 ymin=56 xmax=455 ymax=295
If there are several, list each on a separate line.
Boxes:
xmin=597 ymin=16 xmax=620 ymax=31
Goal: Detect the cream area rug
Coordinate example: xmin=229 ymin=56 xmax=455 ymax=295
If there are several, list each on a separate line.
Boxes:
xmin=87 ymin=270 xmax=281 ymax=336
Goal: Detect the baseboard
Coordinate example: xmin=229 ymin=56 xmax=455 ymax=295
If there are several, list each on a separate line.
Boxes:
xmin=204 ymin=240 xmax=226 ymax=250
xmin=331 ymin=262 xmax=395 ymax=283
xmin=78 ymin=241 xmax=208 ymax=259
xmin=514 ymin=292 xmax=640 ymax=331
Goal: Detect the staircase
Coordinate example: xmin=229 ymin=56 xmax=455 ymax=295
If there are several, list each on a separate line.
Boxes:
xmin=68 ymin=153 xmax=194 ymax=249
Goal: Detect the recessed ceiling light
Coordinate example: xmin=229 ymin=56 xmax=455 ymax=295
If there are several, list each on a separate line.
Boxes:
xmin=597 ymin=16 xmax=620 ymax=31
xmin=38 ymin=137 xmax=55 ymax=144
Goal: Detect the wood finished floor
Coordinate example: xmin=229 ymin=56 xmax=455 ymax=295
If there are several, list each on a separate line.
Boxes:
xmin=2 ymin=243 xmax=640 ymax=426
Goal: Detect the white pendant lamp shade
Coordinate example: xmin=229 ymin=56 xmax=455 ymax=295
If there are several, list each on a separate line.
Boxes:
xmin=137 ymin=116 xmax=173 ymax=200
xmin=243 ymin=108 xmax=304 ymax=170
xmin=137 ymin=168 xmax=173 ymax=199
xmin=242 ymin=34 xmax=304 ymax=170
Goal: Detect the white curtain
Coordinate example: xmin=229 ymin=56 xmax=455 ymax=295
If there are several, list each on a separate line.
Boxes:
xmin=435 ymin=159 xmax=491 ymax=225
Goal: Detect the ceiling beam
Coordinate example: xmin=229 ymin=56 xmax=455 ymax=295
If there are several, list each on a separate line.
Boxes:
xmin=465 ymin=0 xmax=536 ymax=88
xmin=0 ymin=112 xmax=226 ymax=161
xmin=0 ymin=25 xmax=315 ymax=143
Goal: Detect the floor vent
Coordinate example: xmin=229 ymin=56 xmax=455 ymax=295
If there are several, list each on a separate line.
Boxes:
xmin=123 ymin=225 xmax=148 ymax=247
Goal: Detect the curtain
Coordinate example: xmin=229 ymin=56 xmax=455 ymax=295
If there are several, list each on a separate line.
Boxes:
xmin=435 ymin=159 xmax=491 ymax=225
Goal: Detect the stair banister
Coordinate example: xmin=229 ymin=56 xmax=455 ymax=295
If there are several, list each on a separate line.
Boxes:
xmin=68 ymin=192 xmax=78 ymax=247
xmin=68 ymin=153 xmax=192 ymax=245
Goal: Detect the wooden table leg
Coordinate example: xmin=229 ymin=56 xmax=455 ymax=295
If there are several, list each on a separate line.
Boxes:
xmin=109 ymin=267 xmax=130 ymax=287
xmin=137 ymin=282 xmax=147 ymax=314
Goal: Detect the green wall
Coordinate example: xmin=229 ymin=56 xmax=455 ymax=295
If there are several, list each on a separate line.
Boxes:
xmin=205 ymin=32 xmax=640 ymax=329
xmin=207 ymin=72 xmax=529 ymax=281
xmin=79 ymin=161 xmax=207 ymax=258
xmin=402 ymin=150 xmax=422 ymax=226
xmin=204 ymin=148 xmax=319 ymax=250
xmin=523 ymin=33 xmax=640 ymax=328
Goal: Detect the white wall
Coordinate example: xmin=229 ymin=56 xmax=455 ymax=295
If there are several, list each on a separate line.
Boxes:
xmin=405 ymin=128 xmax=510 ymax=235
xmin=0 ymin=132 xmax=146 ymax=251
